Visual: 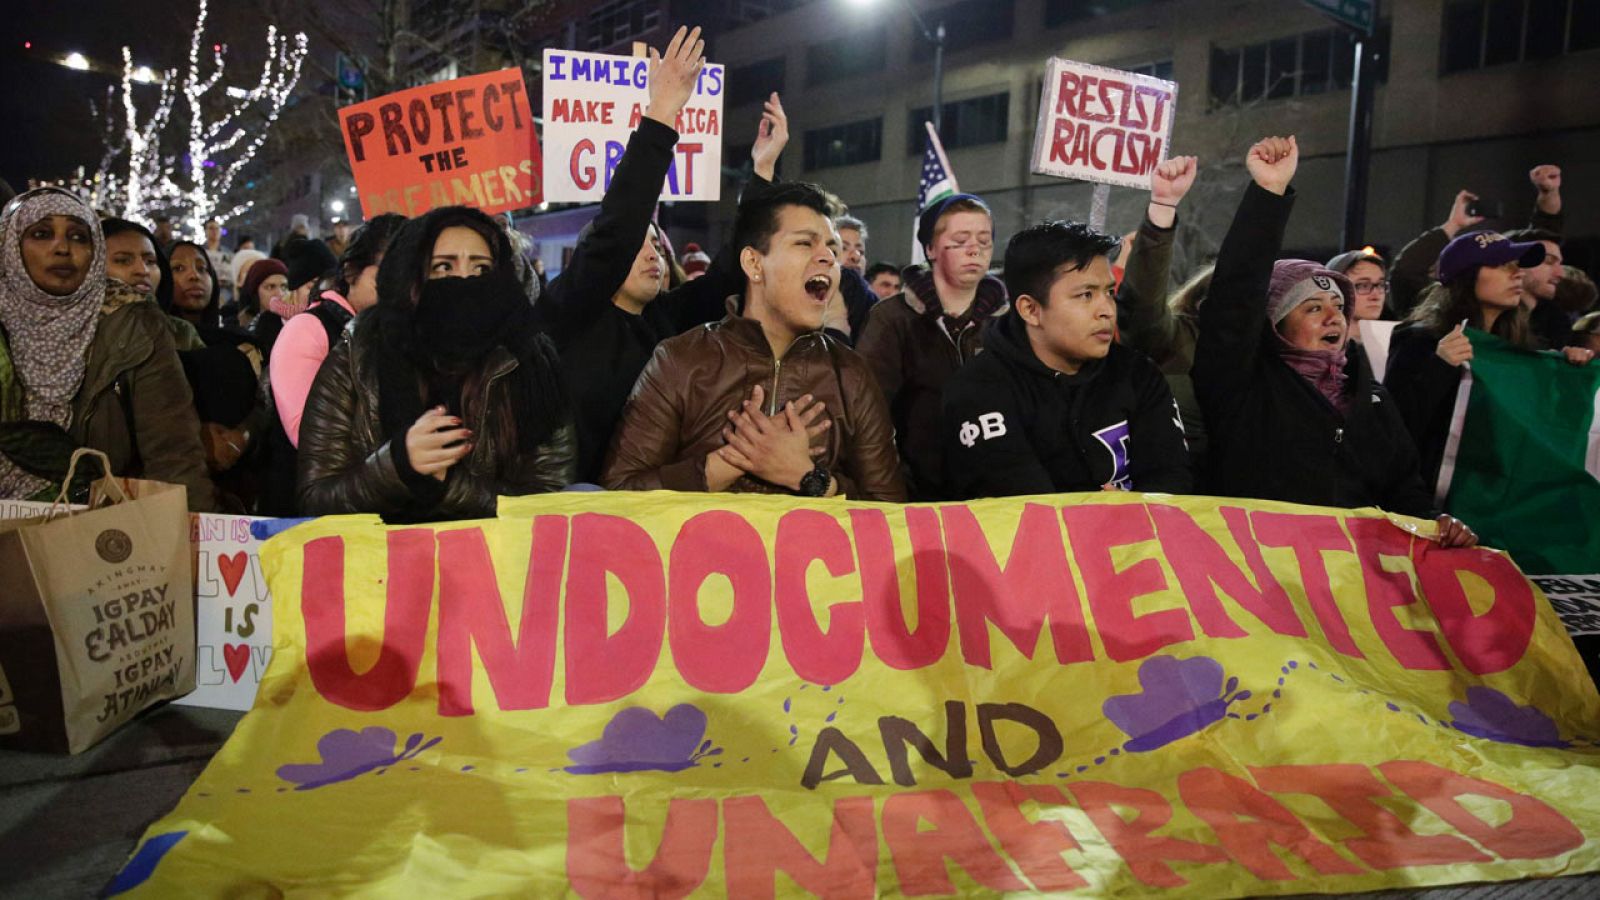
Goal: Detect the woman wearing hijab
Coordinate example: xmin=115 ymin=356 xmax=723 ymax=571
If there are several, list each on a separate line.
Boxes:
xmin=1192 ymin=137 xmax=1476 ymax=547
xmin=297 ymin=206 xmax=575 ymax=521
xmin=0 ymin=188 xmax=214 ymax=510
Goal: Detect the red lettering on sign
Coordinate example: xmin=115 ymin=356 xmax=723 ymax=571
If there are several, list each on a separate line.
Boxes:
xmin=882 ymin=790 xmax=1030 ymax=894
xmin=564 ymin=513 xmax=665 ymax=705
xmin=853 ymin=508 xmax=952 ymax=670
xmin=566 ymin=797 xmax=717 ymax=899
xmin=971 ymin=782 xmax=1089 ymax=891
xmin=1252 ymin=764 xmax=1489 ymax=869
xmin=722 ymin=796 xmax=877 ymax=898
xmin=1251 ymin=512 xmax=1364 ymax=658
xmin=302 ymin=531 xmax=432 ymax=711
xmin=1069 ymin=781 xmax=1227 ymax=887
xmin=1348 ymin=519 xmax=1451 ymax=670
xmin=1413 ymin=545 xmax=1535 ymax=674
xmin=434 ymin=518 xmax=566 ymax=716
xmin=571 ymin=139 xmax=597 ymax=191
xmin=1380 ymin=760 xmax=1584 ymax=860
xmin=774 ymin=509 xmax=865 ymax=685
xmin=1064 ymin=504 xmax=1192 ymax=661
xmin=1177 ymin=767 xmax=1364 ymax=880
xmin=943 ymin=503 xmax=1093 ymax=667
xmin=668 ymin=511 xmax=772 ymax=693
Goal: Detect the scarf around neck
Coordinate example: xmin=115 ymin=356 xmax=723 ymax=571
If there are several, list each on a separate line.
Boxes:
xmin=1276 ymin=335 xmax=1350 ymax=414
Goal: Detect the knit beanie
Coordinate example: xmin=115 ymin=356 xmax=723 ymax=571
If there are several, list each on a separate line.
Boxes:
xmin=281 ymin=236 xmax=338 ymax=291
xmin=1267 ymin=259 xmax=1353 ymax=325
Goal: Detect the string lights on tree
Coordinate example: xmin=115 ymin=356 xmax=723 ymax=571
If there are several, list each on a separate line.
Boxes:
xmin=73 ymin=0 xmax=306 ymax=237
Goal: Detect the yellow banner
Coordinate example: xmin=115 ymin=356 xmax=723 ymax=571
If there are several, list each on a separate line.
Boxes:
xmin=112 ymin=492 xmax=1600 ymax=897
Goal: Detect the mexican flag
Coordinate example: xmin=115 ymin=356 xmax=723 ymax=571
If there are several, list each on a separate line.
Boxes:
xmin=1438 ymin=330 xmax=1600 ymax=677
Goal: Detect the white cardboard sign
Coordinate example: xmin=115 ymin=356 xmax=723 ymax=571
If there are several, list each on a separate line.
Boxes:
xmin=1031 ymin=57 xmax=1177 ymax=190
xmin=174 ymin=514 xmax=274 ymax=711
xmin=541 ymin=48 xmax=725 ymax=202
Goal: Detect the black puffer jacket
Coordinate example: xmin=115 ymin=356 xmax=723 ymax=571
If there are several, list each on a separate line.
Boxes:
xmin=942 ymin=314 xmax=1191 ymax=499
xmin=297 ymin=311 xmax=577 ymax=520
xmin=1194 ymin=183 xmax=1434 ymax=518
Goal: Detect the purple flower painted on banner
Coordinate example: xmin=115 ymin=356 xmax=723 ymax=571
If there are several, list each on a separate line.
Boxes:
xmin=1102 ymin=655 xmax=1250 ymax=752
xmin=1448 ymin=687 xmax=1568 ymax=748
xmin=277 ymin=726 xmax=442 ymax=790
xmin=565 ymin=704 xmax=721 ymax=775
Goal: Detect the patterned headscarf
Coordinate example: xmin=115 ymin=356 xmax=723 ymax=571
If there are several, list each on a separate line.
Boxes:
xmin=0 ymin=188 xmax=107 ymax=499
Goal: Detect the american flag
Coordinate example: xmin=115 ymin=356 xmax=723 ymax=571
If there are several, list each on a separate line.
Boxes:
xmin=912 ymin=120 xmax=959 ymax=264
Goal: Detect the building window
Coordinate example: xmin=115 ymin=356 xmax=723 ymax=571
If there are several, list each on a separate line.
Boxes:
xmin=583 ymin=0 xmax=661 ymax=51
xmin=727 ymin=57 xmax=786 ymax=107
xmin=1209 ymin=25 xmax=1390 ymax=108
xmin=1442 ymin=0 xmax=1600 ymax=73
xmin=806 ymin=27 xmax=887 ymax=86
xmin=1045 ymin=0 xmax=1168 ymax=29
xmin=923 ymin=0 xmax=1014 ymax=54
xmin=907 ymin=92 xmax=1009 ymax=154
xmin=804 ymin=118 xmax=883 ymax=170
xmin=1124 ymin=59 xmax=1175 ymax=81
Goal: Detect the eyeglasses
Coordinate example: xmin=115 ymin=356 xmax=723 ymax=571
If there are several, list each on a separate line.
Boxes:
xmin=1350 ymin=280 xmax=1390 ymax=296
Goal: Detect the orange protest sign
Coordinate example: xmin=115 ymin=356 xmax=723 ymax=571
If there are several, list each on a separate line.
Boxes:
xmin=339 ymin=68 xmax=542 ymax=218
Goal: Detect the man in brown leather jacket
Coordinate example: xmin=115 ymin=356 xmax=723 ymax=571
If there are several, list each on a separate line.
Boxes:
xmin=602 ymin=182 xmax=905 ymax=501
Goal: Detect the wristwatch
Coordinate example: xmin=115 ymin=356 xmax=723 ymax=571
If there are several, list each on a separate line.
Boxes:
xmin=798 ymin=463 xmax=831 ymax=497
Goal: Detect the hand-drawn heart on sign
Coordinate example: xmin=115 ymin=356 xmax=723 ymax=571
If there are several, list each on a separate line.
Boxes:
xmin=218 ymin=552 xmax=248 ymax=597
xmin=223 ymin=644 xmax=252 ymax=683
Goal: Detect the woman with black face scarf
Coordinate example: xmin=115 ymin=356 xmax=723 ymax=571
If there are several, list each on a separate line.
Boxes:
xmin=296 ymin=206 xmax=575 ymax=521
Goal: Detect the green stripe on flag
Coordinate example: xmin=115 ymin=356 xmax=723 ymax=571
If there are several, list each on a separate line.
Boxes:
xmin=1441 ymin=330 xmax=1600 ymax=575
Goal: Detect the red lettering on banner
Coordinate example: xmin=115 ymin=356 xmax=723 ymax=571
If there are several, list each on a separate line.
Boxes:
xmin=668 ymin=511 xmax=772 ymax=692
xmin=1063 ymin=504 xmax=1192 ymax=661
xmin=1413 ymin=546 xmax=1535 ymax=674
xmin=566 ymin=797 xmax=717 ymax=899
xmin=1251 ymin=512 xmax=1364 ymax=657
xmin=943 ymin=503 xmax=1093 ymax=667
xmin=1348 ymin=519 xmax=1451 ymax=670
xmin=302 ymin=531 xmax=432 ymax=711
xmin=1144 ymin=504 xmax=1258 ymax=639
xmin=971 ymin=782 xmax=1089 ymax=891
xmin=1214 ymin=507 xmax=1308 ymax=636
xmin=1176 ymin=767 xmax=1364 ymax=879
xmin=722 ymin=796 xmax=878 ymax=898
xmin=882 ymin=790 xmax=1031 ymax=894
xmin=564 ymin=513 xmax=665 ymax=705
xmin=434 ymin=518 xmax=566 ymax=716
xmin=1068 ymin=781 xmax=1227 ymax=887
xmin=774 ymin=509 xmax=865 ymax=684
xmin=1251 ymin=764 xmax=1489 ymax=869
xmin=853 ymin=508 xmax=952 ymax=670
xmin=1380 ymin=761 xmax=1585 ymax=860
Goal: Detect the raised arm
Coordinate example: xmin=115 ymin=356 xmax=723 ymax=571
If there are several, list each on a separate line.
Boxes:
xmin=1193 ymin=136 xmax=1298 ymax=404
xmin=1117 ymin=155 xmax=1194 ymax=363
xmin=661 ymin=92 xmax=790 ymax=332
xmin=536 ymin=26 xmax=704 ymax=339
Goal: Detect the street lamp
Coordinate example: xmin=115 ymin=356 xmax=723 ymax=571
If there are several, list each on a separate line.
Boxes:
xmin=846 ymin=0 xmax=946 ymax=132
xmin=63 ymin=52 xmax=90 ymax=71
xmin=330 ymin=200 xmax=346 ymax=215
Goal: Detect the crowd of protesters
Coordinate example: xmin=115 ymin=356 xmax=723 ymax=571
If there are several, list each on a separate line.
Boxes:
xmin=2 ymin=26 xmax=1596 ymax=551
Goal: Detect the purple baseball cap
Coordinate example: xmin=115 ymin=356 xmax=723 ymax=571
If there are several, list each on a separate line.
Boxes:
xmin=1436 ymin=231 xmax=1545 ymax=284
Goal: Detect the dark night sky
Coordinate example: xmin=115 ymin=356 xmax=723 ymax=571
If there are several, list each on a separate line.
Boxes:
xmin=0 ymin=0 xmax=343 ymax=191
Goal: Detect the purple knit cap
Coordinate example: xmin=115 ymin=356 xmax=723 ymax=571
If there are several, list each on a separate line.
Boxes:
xmin=1267 ymin=259 xmax=1354 ymax=325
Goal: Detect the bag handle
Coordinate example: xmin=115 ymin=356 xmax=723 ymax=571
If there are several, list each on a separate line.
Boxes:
xmin=47 ymin=448 xmax=128 ymax=519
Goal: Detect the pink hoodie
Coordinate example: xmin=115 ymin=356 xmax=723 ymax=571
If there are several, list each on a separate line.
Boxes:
xmin=270 ymin=290 xmax=354 ymax=446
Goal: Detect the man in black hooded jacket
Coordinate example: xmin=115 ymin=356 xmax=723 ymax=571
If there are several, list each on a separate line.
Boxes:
xmin=942 ymin=221 xmax=1191 ymax=499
